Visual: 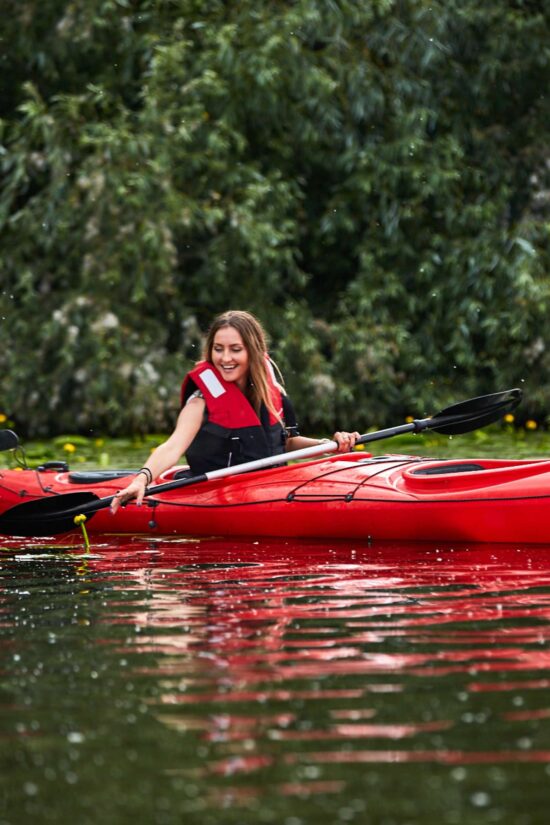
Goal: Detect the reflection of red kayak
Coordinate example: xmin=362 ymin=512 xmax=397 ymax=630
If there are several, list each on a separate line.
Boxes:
xmin=2 ymin=452 xmax=550 ymax=543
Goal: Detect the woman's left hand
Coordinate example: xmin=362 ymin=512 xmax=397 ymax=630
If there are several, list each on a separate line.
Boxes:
xmin=333 ymin=431 xmax=361 ymax=453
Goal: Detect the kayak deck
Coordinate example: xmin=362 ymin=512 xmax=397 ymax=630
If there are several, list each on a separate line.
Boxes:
xmin=1 ymin=453 xmax=550 ymax=543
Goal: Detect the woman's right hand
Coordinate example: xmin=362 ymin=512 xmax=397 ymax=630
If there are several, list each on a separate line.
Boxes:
xmin=110 ymin=398 xmax=205 ymax=515
xmin=110 ymin=475 xmax=148 ymax=514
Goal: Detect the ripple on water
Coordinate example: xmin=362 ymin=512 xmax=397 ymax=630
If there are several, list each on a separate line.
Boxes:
xmin=1 ymin=537 xmax=550 ymax=823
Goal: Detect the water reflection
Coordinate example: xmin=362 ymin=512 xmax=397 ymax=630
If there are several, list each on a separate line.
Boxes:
xmin=1 ymin=536 xmax=550 ymax=822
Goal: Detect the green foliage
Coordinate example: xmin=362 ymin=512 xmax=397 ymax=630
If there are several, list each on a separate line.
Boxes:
xmin=1 ymin=0 xmax=549 ymax=435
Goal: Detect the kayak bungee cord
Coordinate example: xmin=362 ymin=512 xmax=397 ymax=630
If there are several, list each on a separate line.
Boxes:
xmin=284 ymin=456 xmax=424 ymax=502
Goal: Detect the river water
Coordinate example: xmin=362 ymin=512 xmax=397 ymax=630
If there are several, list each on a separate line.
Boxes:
xmin=1 ymin=536 xmax=549 ymax=824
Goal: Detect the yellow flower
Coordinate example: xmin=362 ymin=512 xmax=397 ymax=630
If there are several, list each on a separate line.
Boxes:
xmin=63 ymin=442 xmax=77 ymax=453
xmin=94 ymin=438 xmax=104 ymax=447
xmin=504 ymin=413 xmax=515 ymax=424
xmin=0 ymin=413 xmax=7 ymax=423
xmin=525 ymin=420 xmax=538 ymax=430
xmin=405 ymin=415 xmax=415 ymax=424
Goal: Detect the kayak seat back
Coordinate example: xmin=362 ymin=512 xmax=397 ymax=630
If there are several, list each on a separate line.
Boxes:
xmin=412 ymin=463 xmax=485 ymax=475
xmin=68 ymin=470 xmax=137 ymax=484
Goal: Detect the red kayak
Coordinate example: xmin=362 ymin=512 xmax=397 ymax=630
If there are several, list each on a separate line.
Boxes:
xmin=1 ymin=452 xmax=550 ymax=543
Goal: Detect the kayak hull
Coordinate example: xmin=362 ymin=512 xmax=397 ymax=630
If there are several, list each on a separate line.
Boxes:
xmin=1 ymin=453 xmax=550 ymax=543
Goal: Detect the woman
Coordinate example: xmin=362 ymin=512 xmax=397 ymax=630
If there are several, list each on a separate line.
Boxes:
xmin=111 ymin=310 xmax=359 ymax=512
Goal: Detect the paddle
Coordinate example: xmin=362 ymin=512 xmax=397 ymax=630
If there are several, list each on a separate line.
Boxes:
xmin=0 ymin=387 xmax=522 ymax=537
xmin=0 ymin=430 xmax=19 ymax=451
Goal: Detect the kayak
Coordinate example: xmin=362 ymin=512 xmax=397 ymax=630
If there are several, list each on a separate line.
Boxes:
xmin=1 ymin=452 xmax=550 ymax=543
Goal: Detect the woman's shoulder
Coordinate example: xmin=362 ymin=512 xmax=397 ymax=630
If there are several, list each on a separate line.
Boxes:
xmin=186 ymin=388 xmax=204 ymax=404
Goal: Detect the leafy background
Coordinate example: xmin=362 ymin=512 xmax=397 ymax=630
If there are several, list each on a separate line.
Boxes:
xmin=1 ymin=0 xmax=549 ymax=436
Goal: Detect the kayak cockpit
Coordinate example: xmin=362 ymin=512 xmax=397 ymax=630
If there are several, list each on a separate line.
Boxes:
xmin=401 ymin=457 xmax=550 ymax=494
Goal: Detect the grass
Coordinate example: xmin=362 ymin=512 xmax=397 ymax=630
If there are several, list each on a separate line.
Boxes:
xmin=0 ymin=425 xmax=548 ymax=471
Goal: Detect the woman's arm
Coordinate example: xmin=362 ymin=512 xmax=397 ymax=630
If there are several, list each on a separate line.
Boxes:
xmin=286 ymin=431 xmax=360 ymax=454
xmin=286 ymin=436 xmax=328 ymax=451
xmin=111 ymin=397 xmax=205 ymax=512
xmin=282 ymin=393 xmax=359 ymax=454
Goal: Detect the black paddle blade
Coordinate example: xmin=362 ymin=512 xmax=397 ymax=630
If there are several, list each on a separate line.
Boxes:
xmin=0 ymin=430 xmax=19 ymax=451
xmin=0 ymin=492 xmax=99 ymax=537
xmin=429 ymin=388 xmax=522 ymax=435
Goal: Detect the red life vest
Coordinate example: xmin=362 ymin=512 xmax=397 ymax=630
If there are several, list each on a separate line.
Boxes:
xmin=180 ymin=358 xmax=287 ymax=474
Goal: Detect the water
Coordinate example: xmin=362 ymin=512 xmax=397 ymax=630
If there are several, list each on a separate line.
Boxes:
xmin=1 ymin=536 xmax=550 ymax=824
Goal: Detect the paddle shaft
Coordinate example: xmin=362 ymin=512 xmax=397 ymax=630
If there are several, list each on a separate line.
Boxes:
xmin=14 ymin=414 xmax=448 ymax=520
xmin=146 ymin=406 xmax=511 ymax=496
xmin=145 ymin=418 xmax=430 ymax=496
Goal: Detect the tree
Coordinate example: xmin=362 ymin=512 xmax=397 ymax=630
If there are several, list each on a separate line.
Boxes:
xmin=1 ymin=0 xmax=548 ymax=435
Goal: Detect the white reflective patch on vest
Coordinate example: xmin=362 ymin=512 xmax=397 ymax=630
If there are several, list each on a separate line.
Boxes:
xmin=200 ymin=368 xmax=226 ymax=399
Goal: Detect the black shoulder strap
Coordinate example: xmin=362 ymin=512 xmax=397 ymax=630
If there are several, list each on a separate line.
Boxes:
xmin=282 ymin=394 xmax=300 ymax=437
xmin=181 ymin=377 xmax=199 ymax=406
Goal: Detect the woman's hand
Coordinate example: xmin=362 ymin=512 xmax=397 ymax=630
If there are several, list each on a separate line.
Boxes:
xmin=332 ymin=431 xmax=361 ymax=453
xmin=111 ymin=475 xmax=147 ymax=514
xmin=110 ymin=399 xmax=205 ymax=515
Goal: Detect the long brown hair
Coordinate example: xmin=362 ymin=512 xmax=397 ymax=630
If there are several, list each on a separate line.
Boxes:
xmin=203 ymin=310 xmax=283 ymax=420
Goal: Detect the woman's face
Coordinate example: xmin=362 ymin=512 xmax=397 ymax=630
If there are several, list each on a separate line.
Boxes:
xmin=211 ymin=326 xmax=250 ymax=391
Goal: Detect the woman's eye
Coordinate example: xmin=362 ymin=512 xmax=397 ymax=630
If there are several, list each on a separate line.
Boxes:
xmin=213 ymin=345 xmax=242 ymax=353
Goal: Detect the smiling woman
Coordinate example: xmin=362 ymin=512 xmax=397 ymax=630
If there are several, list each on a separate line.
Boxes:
xmin=111 ymin=310 xmax=360 ymax=513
